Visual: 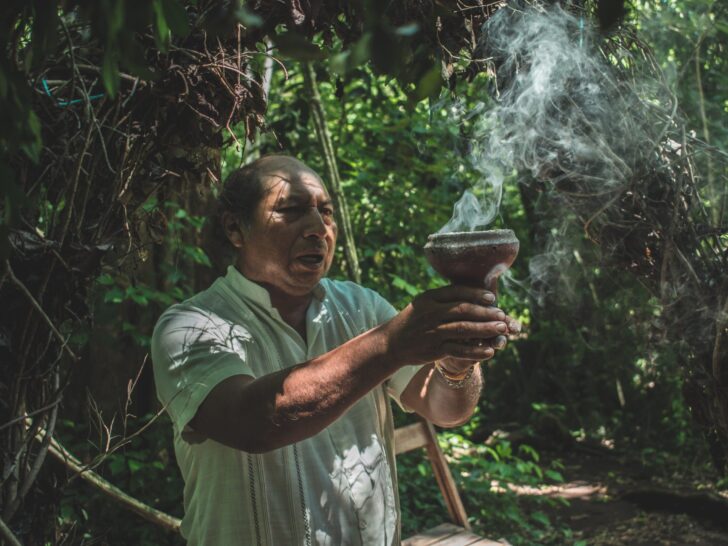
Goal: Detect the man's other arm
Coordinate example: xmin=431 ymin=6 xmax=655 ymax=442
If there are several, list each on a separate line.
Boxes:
xmin=400 ymin=315 xmax=520 ymax=428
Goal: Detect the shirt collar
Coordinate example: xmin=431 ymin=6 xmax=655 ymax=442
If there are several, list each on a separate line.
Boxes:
xmin=223 ymin=265 xmax=326 ymax=311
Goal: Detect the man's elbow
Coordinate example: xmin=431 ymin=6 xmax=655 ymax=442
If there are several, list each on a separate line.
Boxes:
xmin=233 ymin=429 xmax=286 ymax=454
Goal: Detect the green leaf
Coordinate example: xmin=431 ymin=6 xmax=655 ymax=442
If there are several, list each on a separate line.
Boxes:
xmin=391 ymin=275 xmax=419 ymax=297
xmin=120 ymin=35 xmax=158 ymax=80
xmin=127 ymin=288 xmax=149 ymax=306
xmin=485 ymin=446 xmax=500 ymax=461
xmin=716 ymin=21 xmax=728 ymax=35
xmin=97 ymin=273 xmax=115 ymax=286
xmin=152 ymin=0 xmax=171 ymax=52
xmin=236 ymin=6 xmax=263 ymax=28
xmin=519 ymin=444 xmax=540 ymax=462
xmin=351 ymin=32 xmax=372 ymax=68
xmin=122 ymin=321 xmax=138 ymax=333
xmin=273 ymin=32 xmax=326 ymax=61
xmin=161 ymin=0 xmax=190 ymax=37
xmin=20 ymin=110 xmax=42 ymax=162
xmin=106 ymin=0 xmax=125 ymax=36
xmin=330 ymin=33 xmax=372 ymax=75
xmin=531 ymin=510 xmax=550 ymax=526
xmin=183 ymin=246 xmax=212 ymax=267
xmin=59 ymin=503 xmax=75 ymax=521
xmin=103 ymin=287 xmax=125 ymax=304
xmin=109 ymin=456 xmax=125 ymax=475
xmin=128 ymin=459 xmax=143 ymax=473
xmin=545 ymin=469 xmax=564 ymax=482
xmin=70 ymin=330 xmax=90 ymax=348
xmin=329 ymin=52 xmax=350 ymax=75
xmin=102 ymin=52 xmax=120 ymax=98
xmin=411 ymin=64 xmax=442 ymax=103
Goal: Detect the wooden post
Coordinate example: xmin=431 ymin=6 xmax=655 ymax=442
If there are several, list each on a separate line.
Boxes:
xmin=394 ymin=419 xmax=471 ymax=531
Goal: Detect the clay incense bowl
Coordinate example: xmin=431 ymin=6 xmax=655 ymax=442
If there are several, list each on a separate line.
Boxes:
xmin=424 ymin=230 xmax=520 ymax=296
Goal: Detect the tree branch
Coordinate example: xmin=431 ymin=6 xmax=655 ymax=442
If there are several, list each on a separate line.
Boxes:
xmin=713 ymin=294 xmax=728 ymax=385
xmin=302 ymin=62 xmax=361 ymax=284
xmin=34 ymin=425 xmax=181 ymax=533
xmin=5 ymin=373 xmax=62 ymax=521
xmin=0 ymin=515 xmax=23 ymax=546
xmin=4 ymin=262 xmax=78 ymax=362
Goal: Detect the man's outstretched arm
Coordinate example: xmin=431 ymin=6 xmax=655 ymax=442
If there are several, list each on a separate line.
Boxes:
xmin=186 ymin=286 xmax=506 ymax=453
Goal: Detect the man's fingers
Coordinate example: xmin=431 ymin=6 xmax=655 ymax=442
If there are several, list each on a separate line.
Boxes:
xmin=505 ymin=316 xmax=522 ymax=334
xmin=437 ymin=320 xmax=509 ymax=339
xmin=441 ymin=335 xmax=507 ymax=361
xmin=427 ymin=285 xmax=496 ymax=306
xmin=440 ymin=303 xmax=505 ymax=323
xmin=441 ymin=342 xmax=496 ymax=361
xmin=493 ymin=335 xmax=508 ymax=350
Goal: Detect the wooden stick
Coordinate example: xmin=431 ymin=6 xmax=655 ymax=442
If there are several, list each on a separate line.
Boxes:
xmin=34 ymin=426 xmax=181 ymax=533
xmin=712 ymin=294 xmax=728 ymax=384
xmin=0 ymin=515 xmax=23 ymax=546
xmin=5 ymin=262 xmax=78 ymax=362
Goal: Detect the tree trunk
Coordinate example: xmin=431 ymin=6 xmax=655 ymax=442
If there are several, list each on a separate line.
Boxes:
xmin=302 ymin=63 xmax=361 ymax=284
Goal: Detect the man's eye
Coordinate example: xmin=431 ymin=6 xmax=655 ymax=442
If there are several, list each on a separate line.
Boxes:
xmin=279 ymin=206 xmax=305 ymax=214
xmin=321 ymin=208 xmax=334 ymax=217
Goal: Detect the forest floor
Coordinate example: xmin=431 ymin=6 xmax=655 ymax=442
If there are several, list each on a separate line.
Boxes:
xmin=529 ymin=448 xmax=728 ymax=545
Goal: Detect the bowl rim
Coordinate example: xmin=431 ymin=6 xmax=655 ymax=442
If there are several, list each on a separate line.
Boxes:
xmin=425 ymin=229 xmax=519 ymax=246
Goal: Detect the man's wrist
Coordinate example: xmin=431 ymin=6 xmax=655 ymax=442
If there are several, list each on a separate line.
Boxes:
xmin=434 ymin=361 xmax=479 ymax=389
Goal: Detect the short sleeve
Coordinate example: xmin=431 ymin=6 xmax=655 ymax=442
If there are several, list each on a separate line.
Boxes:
xmin=151 ymin=305 xmax=255 ymax=443
xmin=363 ymin=287 xmax=419 ymax=413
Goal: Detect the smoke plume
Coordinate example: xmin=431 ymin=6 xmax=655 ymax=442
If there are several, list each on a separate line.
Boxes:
xmin=439 ymin=2 xmax=660 ymax=236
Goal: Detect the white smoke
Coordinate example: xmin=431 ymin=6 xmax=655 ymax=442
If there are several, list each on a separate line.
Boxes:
xmin=438 ymin=189 xmax=499 ymax=233
xmin=439 ymin=2 xmax=660 ymax=234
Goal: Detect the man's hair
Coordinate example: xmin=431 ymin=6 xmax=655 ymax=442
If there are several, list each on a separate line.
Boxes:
xmin=216 ymin=159 xmax=269 ymax=233
xmin=212 ymin=154 xmax=321 ymax=258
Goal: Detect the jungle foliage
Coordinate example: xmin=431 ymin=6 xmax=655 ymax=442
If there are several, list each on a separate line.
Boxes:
xmin=1 ymin=0 xmax=727 ymax=545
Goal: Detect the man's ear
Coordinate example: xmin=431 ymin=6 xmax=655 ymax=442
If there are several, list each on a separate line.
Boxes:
xmin=221 ymin=211 xmax=245 ymax=248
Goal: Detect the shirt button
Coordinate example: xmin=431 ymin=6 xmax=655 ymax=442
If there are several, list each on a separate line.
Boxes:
xmin=359 ymin=521 xmax=367 ymax=529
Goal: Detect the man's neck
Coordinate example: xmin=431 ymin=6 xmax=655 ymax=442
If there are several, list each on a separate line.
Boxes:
xmin=233 ymin=265 xmax=314 ymax=341
xmin=268 ymin=289 xmax=311 ymax=340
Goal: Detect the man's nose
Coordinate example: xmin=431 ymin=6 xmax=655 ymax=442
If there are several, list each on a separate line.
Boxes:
xmin=303 ymin=208 xmax=328 ymax=238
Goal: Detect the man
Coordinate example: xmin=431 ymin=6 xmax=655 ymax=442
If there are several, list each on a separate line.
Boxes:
xmin=152 ymin=155 xmax=516 ymax=545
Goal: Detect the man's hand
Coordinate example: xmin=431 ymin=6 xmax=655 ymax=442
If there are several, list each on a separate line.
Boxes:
xmin=380 ymin=285 xmax=519 ymax=367
xmin=438 ymin=313 xmax=521 ymax=374
xmin=396 ymin=287 xmax=520 ymax=427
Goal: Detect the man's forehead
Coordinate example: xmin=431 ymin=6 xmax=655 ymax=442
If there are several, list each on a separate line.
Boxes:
xmin=262 ymin=169 xmax=330 ymax=201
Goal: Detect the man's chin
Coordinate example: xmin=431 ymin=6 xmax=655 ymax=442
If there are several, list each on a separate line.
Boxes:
xmin=286 ymin=268 xmax=326 ymax=291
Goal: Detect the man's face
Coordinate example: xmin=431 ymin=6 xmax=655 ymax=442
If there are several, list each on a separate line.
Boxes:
xmin=234 ymin=159 xmax=338 ymax=299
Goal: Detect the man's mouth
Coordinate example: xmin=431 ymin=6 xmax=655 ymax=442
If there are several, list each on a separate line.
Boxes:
xmin=296 ymin=253 xmax=325 ymax=268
